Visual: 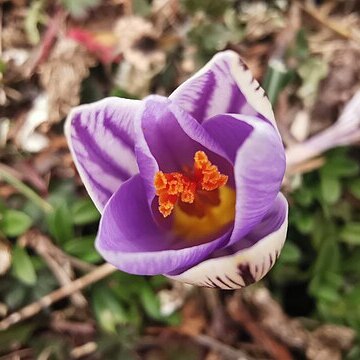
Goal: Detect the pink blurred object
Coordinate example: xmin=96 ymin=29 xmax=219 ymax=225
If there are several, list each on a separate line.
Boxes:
xmin=68 ymin=27 xmax=122 ymax=64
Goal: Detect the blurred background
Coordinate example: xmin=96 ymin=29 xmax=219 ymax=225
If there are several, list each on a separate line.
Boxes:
xmin=1 ymin=0 xmax=360 ymax=359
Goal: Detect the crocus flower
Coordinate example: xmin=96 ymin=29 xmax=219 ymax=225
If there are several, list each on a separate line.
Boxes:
xmin=65 ymin=50 xmax=288 ymax=289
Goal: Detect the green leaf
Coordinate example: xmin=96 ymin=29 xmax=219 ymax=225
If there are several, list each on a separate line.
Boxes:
xmin=294 ymin=186 xmax=314 ymax=207
xmin=263 ymin=59 xmax=293 ymax=105
xmin=293 ymin=28 xmax=309 ymax=60
xmin=350 ymin=178 xmax=360 ymax=199
xmin=46 ymin=201 xmax=74 ymax=244
xmin=63 ymin=235 xmax=101 ymax=263
xmin=1 ymin=209 xmax=32 ymax=237
xmin=297 ymin=57 xmax=328 ymax=107
xmin=316 ymin=285 xmax=340 ymax=303
xmin=295 ymin=211 xmax=315 ymax=234
xmin=340 ymin=223 xmax=360 ymax=245
xmin=24 ymin=0 xmax=45 ymax=45
xmin=71 ymin=198 xmax=100 ymax=225
xmin=92 ymin=286 xmax=128 ymax=333
xmin=133 ymin=0 xmax=151 ymax=16
xmin=342 ymin=250 xmax=360 ymax=273
xmin=0 ymin=324 xmax=35 ymax=352
xmin=320 ymin=174 xmax=341 ymax=204
xmin=139 ymin=284 xmax=162 ymax=320
xmin=110 ymin=87 xmax=139 ymax=100
xmin=182 ymin=0 xmax=230 ymax=18
xmin=60 ymin=0 xmax=101 ymax=18
xmin=11 ymin=246 xmax=37 ymax=285
xmin=279 ymin=242 xmax=301 ymax=263
xmin=322 ymin=156 xmax=359 ymax=178
xmin=313 ymin=239 xmax=340 ymax=278
xmin=0 ymin=59 xmax=6 ymax=74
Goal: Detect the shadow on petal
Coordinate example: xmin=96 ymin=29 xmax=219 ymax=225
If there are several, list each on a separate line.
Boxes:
xmin=96 ymin=174 xmax=232 ymax=275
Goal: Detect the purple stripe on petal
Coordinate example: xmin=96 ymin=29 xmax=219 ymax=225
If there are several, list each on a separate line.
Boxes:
xmin=96 ymin=174 xmax=232 ymax=275
xmin=73 ymin=117 xmax=132 ymax=181
xmin=65 ymin=97 xmax=140 ymax=211
xmin=81 ymin=166 xmax=113 ymax=202
xmin=103 ymin=113 xmax=134 ymax=150
xmin=203 ymin=113 xmax=285 ymax=247
xmin=170 ymin=51 xmax=277 ymax=130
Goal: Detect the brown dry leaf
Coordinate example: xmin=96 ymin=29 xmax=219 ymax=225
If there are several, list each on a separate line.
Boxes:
xmin=310 ymin=46 xmax=360 ymax=133
xmin=245 ymin=287 xmax=308 ymax=351
xmin=245 ymin=287 xmax=356 ymax=359
xmin=152 ymin=0 xmax=180 ymax=31
xmin=179 ymin=297 xmax=207 ymax=337
xmin=239 ymin=2 xmax=286 ymax=41
xmin=1 ymin=6 xmax=29 ymax=50
xmin=0 ymin=302 xmax=8 ymax=319
xmin=306 ymin=325 xmax=355 ymax=360
xmin=204 ymin=352 xmax=222 ymax=360
xmin=113 ymin=16 xmax=165 ymax=72
xmin=38 ymin=38 xmax=96 ymax=123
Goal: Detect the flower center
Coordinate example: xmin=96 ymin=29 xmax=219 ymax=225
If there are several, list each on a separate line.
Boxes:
xmin=154 ymin=151 xmax=229 ymax=218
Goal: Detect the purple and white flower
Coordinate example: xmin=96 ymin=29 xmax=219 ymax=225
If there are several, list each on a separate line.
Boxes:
xmin=65 ymin=50 xmax=288 ymax=289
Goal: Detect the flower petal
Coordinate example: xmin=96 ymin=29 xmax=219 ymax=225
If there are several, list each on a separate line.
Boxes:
xmin=169 ymin=193 xmax=288 ymax=289
xmin=65 ymin=97 xmax=140 ymax=211
xmin=134 ymin=95 xmax=232 ymax=202
xmin=203 ymin=114 xmax=285 ymax=246
xmin=96 ymin=174 xmax=232 ymax=275
xmin=169 ymin=50 xmax=277 ymax=129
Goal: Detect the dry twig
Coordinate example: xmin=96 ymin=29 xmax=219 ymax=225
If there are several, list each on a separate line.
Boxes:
xmin=227 ymin=293 xmax=293 ymax=360
xmin=21 ymin=231 xmax=88 ymax=308
xmin=0 ymin=263 xmax=116 ymax=331
xmin=297 ymin=1 xmax=358 ymax=42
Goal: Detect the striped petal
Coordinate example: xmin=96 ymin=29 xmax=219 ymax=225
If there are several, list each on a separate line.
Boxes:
xmin=65 ymin=97 xmax=140 ymax=211
xmin=169 ymin=193 xmax=288 ymax=289
xmin=203 ymin=113 xmax=286 ymax=247
xmin=169 ymin=50 xmax=277 ymax=130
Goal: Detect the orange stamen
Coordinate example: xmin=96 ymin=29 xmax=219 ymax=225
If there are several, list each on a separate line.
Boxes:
xmin=154 ymin=151 xmax=228 ymax=217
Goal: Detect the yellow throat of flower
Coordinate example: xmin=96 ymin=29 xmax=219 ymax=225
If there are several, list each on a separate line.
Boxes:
xmin=154 ymin=151 xmax=236 ymax=241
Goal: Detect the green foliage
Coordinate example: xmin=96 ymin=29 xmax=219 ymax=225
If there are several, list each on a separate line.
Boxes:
xmin=0 ymin=59 xmax=6 ymax=74
xmin=181 ymin=0 xmax=233 ymax=18
xmin=63 ymin=235 xmax=101 ymax=263
xmin=0 ymin=209 xmax=32 ymax=237
xmin=46 ymin=201 xmax=74 ymax=244
xmin=340 ymin=223 xmax=360 ymax=245
xmin=271 ymin=148 xmax=360 ymax=335
xmin=71 ymin=198 xmax=100 ymax=226
xmin=92 ymin=285 xmax=129 ymax=333
xmin=24 ymin=0 xmax=46 ymax=45
xmin=132 ymin=0 xmax=151 ymax=17
xmin=350 ymin=179 xmax=360 ymax=199
xmin=11 ymin=246 xmax=37 ymax=285
xmin=60 ymin=0 xmax=101 ymax=18
xmin=263 ymin=60 xmax=293 ymax=105
xmin=0 ymin=324 xmax=35 ymax=353
xmin=297 ymin=58 xmax=328 ymax=107
xmin=184 ymin=1 xmax=243 ymax=62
